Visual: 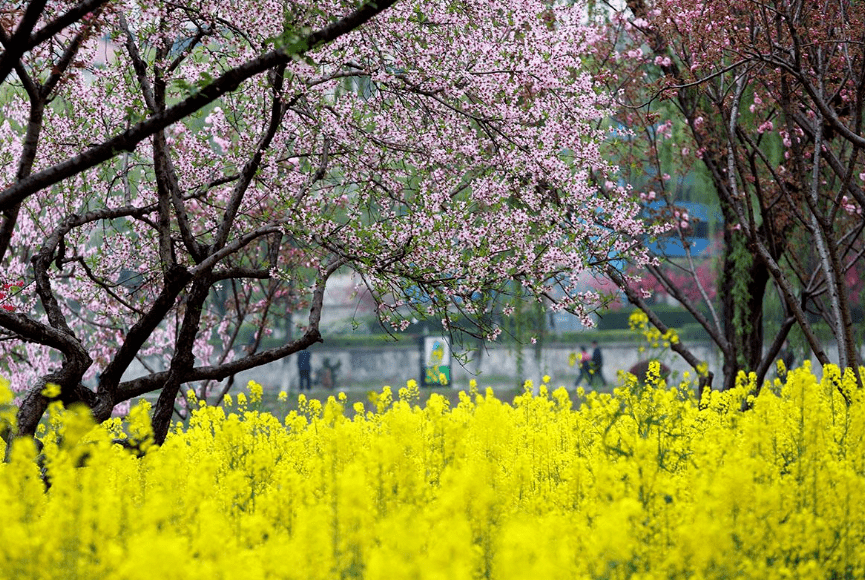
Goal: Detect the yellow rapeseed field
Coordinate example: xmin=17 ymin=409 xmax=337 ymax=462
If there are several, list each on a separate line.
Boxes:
xmin=1 ymin=362 xmax=864 ymax=579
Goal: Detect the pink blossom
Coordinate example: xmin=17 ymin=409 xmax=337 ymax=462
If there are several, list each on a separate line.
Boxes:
xmin=0 ymin=0 xmax=654 ymax=414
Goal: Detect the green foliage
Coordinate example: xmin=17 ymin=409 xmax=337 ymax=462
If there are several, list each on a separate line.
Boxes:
xmin=594 ymin=305 xmax=702 ymax=331
xmin=726 ymin=233 xmax=756 ymax=366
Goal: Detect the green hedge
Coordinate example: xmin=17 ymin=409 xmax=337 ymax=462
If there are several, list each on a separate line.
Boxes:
xmin=594 ymin=306 xmax=704 ymax=331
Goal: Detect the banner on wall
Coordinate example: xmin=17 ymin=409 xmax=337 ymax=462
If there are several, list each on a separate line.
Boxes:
xmin=422 ymin=336 xmax=451 ymax=387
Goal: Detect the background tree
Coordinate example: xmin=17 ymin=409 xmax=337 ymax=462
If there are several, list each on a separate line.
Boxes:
xmin=589 ymin=0 xmax=865 ymax=392
xmin=0 ymin=0 xmax=648 ymax=443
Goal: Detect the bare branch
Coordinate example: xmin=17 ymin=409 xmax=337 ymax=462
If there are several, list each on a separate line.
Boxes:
xmin=0 ymin=0 xmax=49 ymax=86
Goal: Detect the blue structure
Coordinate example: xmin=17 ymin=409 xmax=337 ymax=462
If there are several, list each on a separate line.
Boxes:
xmin=644 ymin=201 xmax=722 ymax=257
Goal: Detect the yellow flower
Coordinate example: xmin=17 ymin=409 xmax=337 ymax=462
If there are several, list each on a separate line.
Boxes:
xmin=0 ymin=375 xmax=12 ymax=402
xmin=278 ymin=391 xmax=288 ymax=402
xmin=628 ymin=309 xmax=648 ymax=330
xmin=247 ymin=380 xmax=263 ymax=403
xmin=41 ymin=383 xmax=61 ymax=398
xmin=776 ymin=358 xmax=787 ymax=375
xmin=2 ymin=363 xmax=862 ymax=579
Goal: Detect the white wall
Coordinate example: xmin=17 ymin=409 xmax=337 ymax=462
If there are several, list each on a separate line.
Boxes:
xmin=236 ymin=340 xmax=725 ymax=393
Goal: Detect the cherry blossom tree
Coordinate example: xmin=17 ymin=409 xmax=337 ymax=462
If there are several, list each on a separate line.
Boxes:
xmin=590 ymin=0 xmax=865 ymax=393
xmin=0 ymin=0 xmax=649 ymax=443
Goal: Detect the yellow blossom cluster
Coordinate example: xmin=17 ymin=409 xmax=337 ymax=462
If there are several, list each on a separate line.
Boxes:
xmin=1 ymin=364 xmax=865 ymax=579
xmin=628 ymin=309 xmax=680 ymax=352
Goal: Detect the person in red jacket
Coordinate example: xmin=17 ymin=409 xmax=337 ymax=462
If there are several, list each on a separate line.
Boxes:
xmin=575 ymin=345 xmax=593 ymax=387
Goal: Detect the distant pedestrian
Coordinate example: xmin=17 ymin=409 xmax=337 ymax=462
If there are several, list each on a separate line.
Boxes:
xmin=590 ymin=340 xmax=604 ymax=386
xmin=777 ymin=341 xmax=795 ymax=380
xmin=297 ymin=349 xmax=312 ymax=391
xmin=575 ymin=345 xmax=593 ymax=387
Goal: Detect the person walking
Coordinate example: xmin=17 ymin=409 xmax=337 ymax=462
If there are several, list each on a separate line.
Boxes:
xmin=297 ymin=349 xmax=312 ymax=391
xmin=575 ymin=345 xmax=593 ymax=387
xmin=589 ymin=340 xmax=604 ymax=386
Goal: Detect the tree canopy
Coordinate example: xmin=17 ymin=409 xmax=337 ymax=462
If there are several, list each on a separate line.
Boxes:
xmin=588 ymin=0 xmax=865 ymax=392
xmin=0 ymin=0 xmax=646 ymax=441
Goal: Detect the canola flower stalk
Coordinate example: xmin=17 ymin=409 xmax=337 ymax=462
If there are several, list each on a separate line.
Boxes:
xmin=0 ymin=364 xmax=864 ymax=579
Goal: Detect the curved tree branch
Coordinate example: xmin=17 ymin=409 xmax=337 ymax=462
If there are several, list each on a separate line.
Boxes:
xmin=0 ymin=0 xmax=400 ymax=211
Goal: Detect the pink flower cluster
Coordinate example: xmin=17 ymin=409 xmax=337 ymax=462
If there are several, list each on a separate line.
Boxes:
xmin=0 ymin=281 xmax=22 ymax=312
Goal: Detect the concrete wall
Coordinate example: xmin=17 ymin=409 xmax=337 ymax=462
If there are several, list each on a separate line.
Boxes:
xmin=124 ymin=337 xmax=851 ymax=398
xmin=231 ymin=340 xmax=726 ymax=393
